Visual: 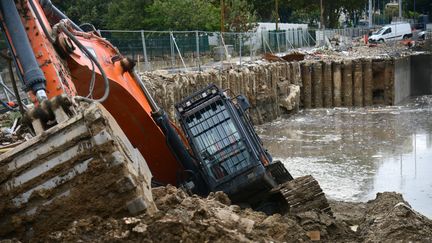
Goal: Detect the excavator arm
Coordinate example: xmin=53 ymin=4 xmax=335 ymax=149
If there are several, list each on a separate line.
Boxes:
xmin=0 ymin=1 xmax=331 ymax=240
xmin=0 ymin=0 xmax=196 ymax=185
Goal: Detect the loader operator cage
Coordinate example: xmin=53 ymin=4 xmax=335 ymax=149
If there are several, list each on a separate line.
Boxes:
xmin=177 ymin=86 xmax=252 ymax=182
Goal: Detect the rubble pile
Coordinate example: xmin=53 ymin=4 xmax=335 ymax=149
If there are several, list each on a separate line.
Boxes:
xmin=301 ymin=45 xmax=416 ymax=63
xmin=41 ymin=185 xmax=348 ymax=242
xmin=14 ymin=186 xmax=428 ymax=243
xmin=0 ymin=112 xmax=26 ymax=154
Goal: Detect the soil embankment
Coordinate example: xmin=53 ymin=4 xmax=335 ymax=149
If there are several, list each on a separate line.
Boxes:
xmin=18 ymin=187 xmax=431 ymax=243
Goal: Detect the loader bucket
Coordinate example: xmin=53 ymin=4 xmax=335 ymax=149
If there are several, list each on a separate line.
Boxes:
xmin=0 ymin=101 xmax=156 ymax=240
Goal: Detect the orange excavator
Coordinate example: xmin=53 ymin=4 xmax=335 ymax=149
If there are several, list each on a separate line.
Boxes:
xmin=0 ymin=0 xmax=330 ymax=239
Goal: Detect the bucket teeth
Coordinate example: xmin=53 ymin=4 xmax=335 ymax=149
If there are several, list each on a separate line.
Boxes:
xmin=25 ymin=95 xmax=76 ymax=135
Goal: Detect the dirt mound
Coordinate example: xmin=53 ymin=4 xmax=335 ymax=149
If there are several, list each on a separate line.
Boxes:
xmin=359 ymin=192 xmax=432 ymax=242
xmin=43 ymin=185 xmax=313 ymax=242
xmin=4 ymin=187 xmax=431 ymax=242
xmin=38 ymin=185 xmax=358 ymax=242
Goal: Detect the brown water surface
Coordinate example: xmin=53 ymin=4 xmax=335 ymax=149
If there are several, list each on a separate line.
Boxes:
xmin=257 ymin=96 xmax=432 ymax=218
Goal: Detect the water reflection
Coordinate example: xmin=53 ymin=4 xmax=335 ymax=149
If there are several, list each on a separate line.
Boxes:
xmin=257 ymin=96 xmax=432 ymax=218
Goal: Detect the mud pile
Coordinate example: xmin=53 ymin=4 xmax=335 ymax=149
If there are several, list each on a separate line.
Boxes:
xmin=40 ymin=185 xmax=348 ymax=242
xmin=9 ymin=186 xmax=425 ymax=243
xmin=359 ymin=192 xmax=432 ymax=242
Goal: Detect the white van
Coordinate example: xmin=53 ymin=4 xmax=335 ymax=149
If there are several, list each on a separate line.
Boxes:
xmin=368 ymin=23 xmax=412 ymax=43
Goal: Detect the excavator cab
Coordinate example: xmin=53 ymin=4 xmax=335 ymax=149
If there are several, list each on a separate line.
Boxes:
xmin=175 ymin=84 xmax=292 ymax=204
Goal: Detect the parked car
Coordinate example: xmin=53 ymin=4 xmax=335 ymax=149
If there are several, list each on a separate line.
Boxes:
xmin=418 ymin=30 xmax=426 ymax=40
xmin=368 ymin=23 xmax=412 ymax=43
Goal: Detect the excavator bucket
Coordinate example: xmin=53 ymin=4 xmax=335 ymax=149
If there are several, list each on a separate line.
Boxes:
xmin=0 ymin=99 xmax=156 ymax=239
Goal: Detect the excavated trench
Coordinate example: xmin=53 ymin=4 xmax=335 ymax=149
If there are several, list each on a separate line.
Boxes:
xmin=142 ymin=53 xmax=432 ymax=124
xmin=1 ymin=52 xmax=431 ymax=242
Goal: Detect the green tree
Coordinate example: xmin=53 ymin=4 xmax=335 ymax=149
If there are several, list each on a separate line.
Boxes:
xmin=140 ymin=0 xmax=220 ymax=31
xmin=224 ymin=0 xmax=257 ymax=32
xmin=105 ymin=0 xmax=151 ymax=30
xmin=52 ymin=0 xmax=114 ymax=29
xmin=283 ymin=0 xmax=367 ymax=28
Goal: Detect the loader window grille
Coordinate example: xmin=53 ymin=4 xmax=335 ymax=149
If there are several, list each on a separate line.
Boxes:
xmin=185 ymin=100 xmax=250 ymax=180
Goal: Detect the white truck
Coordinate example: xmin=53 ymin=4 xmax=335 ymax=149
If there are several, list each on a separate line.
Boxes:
xmin=369 ymin=23 xmax=412 ymax=43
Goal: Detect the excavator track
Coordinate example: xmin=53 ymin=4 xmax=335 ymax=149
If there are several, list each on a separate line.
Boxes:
xmin=278 ymin=175 xmax=332 ymax=215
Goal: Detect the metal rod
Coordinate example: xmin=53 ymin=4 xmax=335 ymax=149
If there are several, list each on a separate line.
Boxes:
xmin=0 ymin=75 xmax=10 ymax=101
xmin=8 ymin=61 xmax=25 ymax=115
xmin=170 ymin=31 xmax=176 ymax=68
xmin=140 ymin=30 xmax=151 ymax=71
xmin=132 ymin=71 xmax=160 ymax=113
xmin=250 ymin=33 xmax=253 ymax=62
xmin=276 ymin=32 xmax=281 ymax=53
xmin=239 ymin=33 xmax=242 ymax=66
xmin=0 ymin=74 xmax=16 ymax=99
xmin=220 ymin=33 xmax=224 ymax=70
xmin=196 ymin=30 xmax=201 ymax=71
xmin=170 ymin=32 xmax=188 ymax=72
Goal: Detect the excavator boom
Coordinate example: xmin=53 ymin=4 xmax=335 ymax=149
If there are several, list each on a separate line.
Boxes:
xmin=0 ymin=0 xmax=331 ymax=240
xmin=0 ymin=0 xmax=187 ymax=238
xmin=0 ymin=0 xmax=185 ymax=185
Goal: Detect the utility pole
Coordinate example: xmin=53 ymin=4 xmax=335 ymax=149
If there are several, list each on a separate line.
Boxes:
xmin=221 ymin=0 xmax=225 ymax=33
xmin=369 ymin=0 xmax=373 ymax=27
xmin=275 ymin=0 xmax=279 ymax=30
xmin=399 ymin=0 xmax=402 ymax=18
xmin=320 ymin=0 xmax=324 ymax=29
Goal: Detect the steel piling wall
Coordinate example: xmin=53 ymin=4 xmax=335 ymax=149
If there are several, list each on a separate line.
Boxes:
xmin=142 ymin=57 xmax=403 ymax=125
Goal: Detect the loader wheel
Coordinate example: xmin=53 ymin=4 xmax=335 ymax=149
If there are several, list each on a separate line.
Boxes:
xmin=279 ymin=175 xmax=332 ymax=216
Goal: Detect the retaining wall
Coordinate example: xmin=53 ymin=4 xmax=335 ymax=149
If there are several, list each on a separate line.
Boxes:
xmin=143 ymin=54 xmax=431 ymax=125
xmin=142 ymin=63 xmax=302 ymax=125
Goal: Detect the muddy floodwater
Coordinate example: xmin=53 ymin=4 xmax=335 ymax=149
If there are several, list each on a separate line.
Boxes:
xmin=257 ymin=95 xmax=432 ymax=218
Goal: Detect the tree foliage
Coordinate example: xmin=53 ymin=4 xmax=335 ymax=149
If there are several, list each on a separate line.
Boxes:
xmin=105 ymin=0 xmax=152 ymax=30
xmin=224 ymin=0 xmax=257 ymax=32
xmin=50 ymin=0 xmax=432 ymax=30
xmin=141 ymin=0 xmax=219 ymax=31
xmin=52 ymin=0 xmax=113 ymax=29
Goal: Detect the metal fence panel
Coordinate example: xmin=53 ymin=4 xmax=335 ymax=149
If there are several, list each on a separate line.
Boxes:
xmin=99 ymin=29 xmax=315 ymax=71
